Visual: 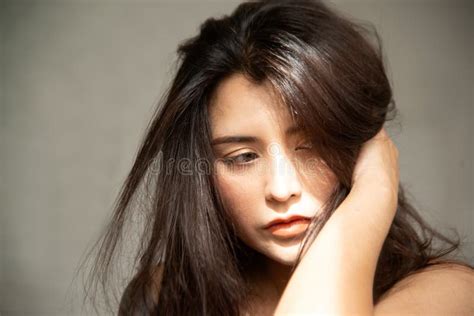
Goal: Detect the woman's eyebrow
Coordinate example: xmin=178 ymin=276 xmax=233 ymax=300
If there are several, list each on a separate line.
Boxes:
xmin=211 ymin=125 xmax=302 ymax=146
xmin=211 ymin=135 xmax=259 ymax=146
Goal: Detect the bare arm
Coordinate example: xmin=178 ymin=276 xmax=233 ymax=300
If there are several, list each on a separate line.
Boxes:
xmin=274 ymin=128 xmax=399 ymax=315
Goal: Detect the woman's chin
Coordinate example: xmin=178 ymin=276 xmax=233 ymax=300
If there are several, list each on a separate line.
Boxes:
xmin=264 ymin=243 xmax=305 ymax=266
xmin=272 ymin=256 xmax=297 ymax=266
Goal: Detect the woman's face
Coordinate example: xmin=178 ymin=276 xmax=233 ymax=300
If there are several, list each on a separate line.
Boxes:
xmin=209 ymin=74 xmax=338 ymax=266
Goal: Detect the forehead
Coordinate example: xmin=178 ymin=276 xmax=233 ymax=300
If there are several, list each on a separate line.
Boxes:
xmin=208 ymin=74 xmax=292 ymax=136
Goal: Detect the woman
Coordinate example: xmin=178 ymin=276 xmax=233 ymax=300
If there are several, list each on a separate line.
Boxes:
xmin=82 ymin=0 xmax=473 ymax=315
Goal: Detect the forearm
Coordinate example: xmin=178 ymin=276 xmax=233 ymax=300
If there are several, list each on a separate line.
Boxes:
xmin=274 ymin=182 xmax=397 ymax=316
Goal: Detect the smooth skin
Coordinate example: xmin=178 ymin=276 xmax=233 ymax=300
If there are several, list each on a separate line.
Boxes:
xmin=208 ymin=74 xmax=473 ymax=316
xmin=274 ymin=128 xmax=474 ymax=316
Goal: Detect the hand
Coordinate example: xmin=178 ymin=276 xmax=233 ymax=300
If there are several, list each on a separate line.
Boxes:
xmin=275 ymin=128 xmax=401 ymax=315
xmin=351 ymin=127 xmax=400 ymax=216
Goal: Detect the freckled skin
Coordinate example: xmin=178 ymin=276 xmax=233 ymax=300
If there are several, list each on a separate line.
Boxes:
xmin=208 ymin=73 xmax=338 ymax=267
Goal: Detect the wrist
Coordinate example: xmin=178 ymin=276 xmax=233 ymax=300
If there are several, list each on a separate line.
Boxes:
xmin=352 ymin=175 xmax=398 ymax=204
xmin=347 ymin=177 xmax=399 ymax=226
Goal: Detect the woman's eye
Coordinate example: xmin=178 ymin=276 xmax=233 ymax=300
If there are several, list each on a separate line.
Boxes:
xmin=224 ymin=152 xmax=258 ymax=165
xmin=296 ymin=143 xmax=313 ymax=151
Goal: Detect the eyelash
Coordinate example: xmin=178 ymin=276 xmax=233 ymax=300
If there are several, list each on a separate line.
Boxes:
xmin=224 ymin=144 xmax=313 ymax=166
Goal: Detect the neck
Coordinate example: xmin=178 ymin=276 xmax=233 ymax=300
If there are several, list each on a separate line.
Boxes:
xmin=251 ymin=253 xmax=294 ymax=298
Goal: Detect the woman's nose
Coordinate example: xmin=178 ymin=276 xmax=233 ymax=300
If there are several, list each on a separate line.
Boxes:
xmin=264 ymin=145 xmax=302 ymax=202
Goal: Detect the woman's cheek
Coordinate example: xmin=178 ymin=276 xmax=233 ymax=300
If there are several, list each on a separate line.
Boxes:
xmin=216 ymin=173 xmax=262 ymax=236
xmin=301 ymin=161 xmax=339 ymax=201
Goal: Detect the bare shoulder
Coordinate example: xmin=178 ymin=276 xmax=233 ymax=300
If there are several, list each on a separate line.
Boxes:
xmin=118 ymin=264 xmax=165 ymax=315
xmin=152 ymin=264 xmax=165 ymax=290
xmin=149 ymin=263 xmax=164 ymax=301
xmin=374 ymin=262 xmax=474 ymax=316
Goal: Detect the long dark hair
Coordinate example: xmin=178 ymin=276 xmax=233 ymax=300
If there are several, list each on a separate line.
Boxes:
xmin=78 ymin=0 xmax=471 ymax=314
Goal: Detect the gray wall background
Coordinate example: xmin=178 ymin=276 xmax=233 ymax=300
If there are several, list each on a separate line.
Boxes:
xmin=1 ymin=0 xmax=472 ymax=315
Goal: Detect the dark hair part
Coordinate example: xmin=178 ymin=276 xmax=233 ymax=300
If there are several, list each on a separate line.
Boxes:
xmin=78 ymin=0 xmax=471 ymax=315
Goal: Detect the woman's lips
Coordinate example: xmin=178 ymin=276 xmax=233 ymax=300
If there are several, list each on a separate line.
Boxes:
xmin=267 ymin=218 xmax=311 ymax=238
